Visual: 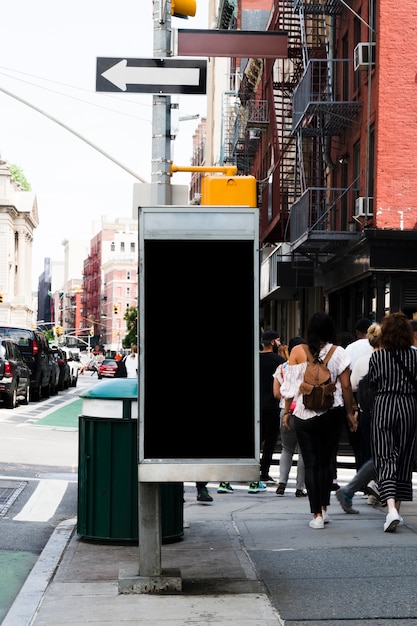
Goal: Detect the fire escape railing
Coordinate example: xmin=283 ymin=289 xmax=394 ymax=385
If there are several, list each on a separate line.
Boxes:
xmin=289 ymin=186 xmax=359 ymax=246
xmin=292 ymin=59 xmax=362 ymax=136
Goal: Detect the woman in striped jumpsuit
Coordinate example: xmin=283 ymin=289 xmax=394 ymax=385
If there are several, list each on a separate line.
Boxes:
xmin=368 ymin=312 xmax=417 ymax=532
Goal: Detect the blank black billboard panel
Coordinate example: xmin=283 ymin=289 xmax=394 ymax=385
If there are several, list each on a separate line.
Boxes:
xmin=143 ymin=239 xmax=255 ymax=459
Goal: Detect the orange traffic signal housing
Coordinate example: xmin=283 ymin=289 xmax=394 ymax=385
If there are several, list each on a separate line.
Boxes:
xmin=171 ymin=0 xmax=196 ymax=18
xmin=201 ymin=175 xmax=257 ymax=207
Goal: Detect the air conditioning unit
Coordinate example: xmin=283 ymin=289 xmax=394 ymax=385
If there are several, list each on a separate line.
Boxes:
xmin=354 ymin=197 xmax=374 ymax=218
xmin=354 ymin=42 xmax=376 ymax=71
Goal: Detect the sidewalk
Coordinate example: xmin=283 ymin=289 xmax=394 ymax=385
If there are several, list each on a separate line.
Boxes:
xmin=4 ymin=472 xmax=417 ymax=625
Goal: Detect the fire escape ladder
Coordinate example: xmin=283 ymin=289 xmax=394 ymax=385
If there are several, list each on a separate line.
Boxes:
xmin=270 ymin=3 xmax=304 ymax=226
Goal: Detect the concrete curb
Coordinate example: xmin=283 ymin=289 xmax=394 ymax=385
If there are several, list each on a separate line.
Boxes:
xmin=3 ymin=517 xmax=76 ymax=626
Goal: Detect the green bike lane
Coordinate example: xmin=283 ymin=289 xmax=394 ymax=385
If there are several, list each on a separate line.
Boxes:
xmin=0 ymin=398 xmax=81 ymax=622
xmin=33 ymin=397 xmax=82 ymax=429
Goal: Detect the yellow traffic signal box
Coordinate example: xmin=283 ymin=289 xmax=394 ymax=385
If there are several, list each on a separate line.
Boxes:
xmin=171 ymin=0 xmax=196 ymax=18
xmin=201 ymin=175 xmax=257 ymax=207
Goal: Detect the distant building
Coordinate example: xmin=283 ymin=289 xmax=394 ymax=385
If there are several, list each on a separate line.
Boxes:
xmin=0 ymin=160 xmax=38 ymax=327
xmin=37 ymin=258 xmax=52 ymax=326
xmin=82 ymin=216 xmax=138 ymax=352
xmin=61 ymin=238 xmax=89 ymax=342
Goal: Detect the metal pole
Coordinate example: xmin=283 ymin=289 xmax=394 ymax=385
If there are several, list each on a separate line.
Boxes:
xmin=138 ymin=0 xmax=172 ymax=579
xmin=151 ymin=0 xmax=172 ymax=206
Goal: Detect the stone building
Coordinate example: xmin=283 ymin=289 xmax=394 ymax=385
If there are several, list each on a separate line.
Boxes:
xmin=0 ymin=160 xmax=38 ymax=327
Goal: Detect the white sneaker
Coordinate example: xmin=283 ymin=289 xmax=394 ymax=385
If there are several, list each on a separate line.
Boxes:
xmin=367 ymin=495 xmax=378 ymax=506
xmin=309 ymin=516 xmax=324 ymax=529
xmin=383 ymin=509 xmax=400 ymax=532
xmin=367 ymin=480 xmax=381 ymax=501
xmin=322 ymin=510 xmax=330 ymax=523
xmin=399 ymin=515 xmax=404 ymax=526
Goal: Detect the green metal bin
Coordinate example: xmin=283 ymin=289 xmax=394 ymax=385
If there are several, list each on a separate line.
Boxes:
xmin=77 ymin=378 xmax=183 ymax=543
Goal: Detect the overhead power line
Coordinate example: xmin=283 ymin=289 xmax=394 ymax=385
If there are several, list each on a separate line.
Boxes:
xmin=0 ymin=83 xmax=149 ymax=184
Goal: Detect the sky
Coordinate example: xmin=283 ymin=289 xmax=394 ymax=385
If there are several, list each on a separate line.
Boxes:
xmin=0 ymin=0 xmax=209 ymax=288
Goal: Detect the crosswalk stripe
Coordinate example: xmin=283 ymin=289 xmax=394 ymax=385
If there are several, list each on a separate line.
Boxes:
xmin=13 ymin=480 xmax=68 ymax=522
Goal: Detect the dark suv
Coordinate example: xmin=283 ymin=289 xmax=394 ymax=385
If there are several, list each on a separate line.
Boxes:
xmin=0 ymin=327 xmax=55 ymax=401
xmin=0 ymin=338 xmax=31 ymax=408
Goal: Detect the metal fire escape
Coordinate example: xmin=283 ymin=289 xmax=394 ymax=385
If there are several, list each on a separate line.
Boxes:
xmin=287 ymin=0 xmax=362 ymax=255
xmin=219 ymin=1 xmax=363 ymax=260
xmin=222 ymin=63 xmax=270 ymax=175
xmin=218 ymin=0 xmax=270 ymax=175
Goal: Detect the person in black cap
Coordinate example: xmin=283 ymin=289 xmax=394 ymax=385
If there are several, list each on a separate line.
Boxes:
xmin=255 ymin=330 xmax=285 ymax=490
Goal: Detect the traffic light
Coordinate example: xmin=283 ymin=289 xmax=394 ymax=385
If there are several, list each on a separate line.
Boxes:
xmin=171 ymin=0 xmax=196 ymax=18
xmin=114 ymin=305 xmax=119 ymax=315
xmin=201 ymin=175 xmax=258 ymax=207
xmin=55 ymin=325 xmax=63 ymax=336
xmin=0 ymin=293 xmax=3 ymax=303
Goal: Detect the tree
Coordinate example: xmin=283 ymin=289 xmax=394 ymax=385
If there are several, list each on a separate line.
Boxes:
xmin=123 ymin=306 xmax=137 ymax=348
xmin=44 ymin=329 xmax=55 ymax=343
xmin=9 ymin=164 xmax=31 ymax=191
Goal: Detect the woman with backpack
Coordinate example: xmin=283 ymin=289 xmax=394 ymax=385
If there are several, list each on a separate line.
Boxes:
xmin=279 ymin=312 xmax=358 ymax=529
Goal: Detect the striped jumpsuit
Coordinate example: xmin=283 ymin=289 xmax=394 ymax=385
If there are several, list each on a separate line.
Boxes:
xmin=368 ymin=348 xmax=417 ymax=504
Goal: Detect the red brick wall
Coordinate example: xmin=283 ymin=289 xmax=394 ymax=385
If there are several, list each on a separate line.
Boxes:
xmin=375 ymin=0 xmax=417 ymax=229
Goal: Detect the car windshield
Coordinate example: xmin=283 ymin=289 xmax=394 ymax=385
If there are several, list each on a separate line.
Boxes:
xmin=0 ymin=328 xmax=31 ymax=347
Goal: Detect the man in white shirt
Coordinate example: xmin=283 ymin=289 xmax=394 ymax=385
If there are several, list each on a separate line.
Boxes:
xmin=342 ymin=318 xmax=373 ymax=474
xmin=345 ymin=318 xmax=373 ymax=368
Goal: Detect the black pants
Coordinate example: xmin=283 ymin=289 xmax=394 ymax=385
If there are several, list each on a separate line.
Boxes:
xmin=294 ymin=408 xmax=344 ymax=515
xmin=260 ymin=408 xmax=280 ymax=478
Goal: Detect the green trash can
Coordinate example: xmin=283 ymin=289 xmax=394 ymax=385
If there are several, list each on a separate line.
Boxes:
xmin=77 ymin=378 xmax=183 ymax=543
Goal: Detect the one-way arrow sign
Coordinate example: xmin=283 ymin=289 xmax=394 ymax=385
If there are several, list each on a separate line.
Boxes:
xmin=96 ymin=57 xmax=207 ymax=94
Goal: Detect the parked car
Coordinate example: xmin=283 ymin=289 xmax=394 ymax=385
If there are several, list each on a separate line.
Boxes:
xmin=50 ymin=346 xmax=71 ymax=391
xmin=0 ymin=326 xmax=55 ymax=400
xmin=48 ymin=351 xmax=60 ymax=396
xmin=61 ymin=347 xmax=79 ymax=387
xmin=0 ymin=338 xmax=31 ymax=408
xmin=98 ymin=358 xmax=118 ymax=379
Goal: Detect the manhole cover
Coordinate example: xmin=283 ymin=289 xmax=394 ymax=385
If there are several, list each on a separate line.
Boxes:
xmin=0 ymin=480 xmax=27 ymax=517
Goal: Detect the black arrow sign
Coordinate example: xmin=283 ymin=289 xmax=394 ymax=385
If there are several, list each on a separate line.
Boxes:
xmin=96 ymin=57 xmax=207 ymax=94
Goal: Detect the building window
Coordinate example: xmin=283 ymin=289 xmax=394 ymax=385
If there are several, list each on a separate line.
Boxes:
xmin=130 ymin=242 xmax=135 ymax=253
xmin=126 ymin=271 xmax=131 ymax=280
xmin=120 ymin=242 xmax=125 ymax=252
xmin=110 ymin=242 xmax=115 ymax=251
xmin=126 ymin=287 xmax=130 ymax=297
xmin=384 ymin=280 xmax=390 ymax=314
